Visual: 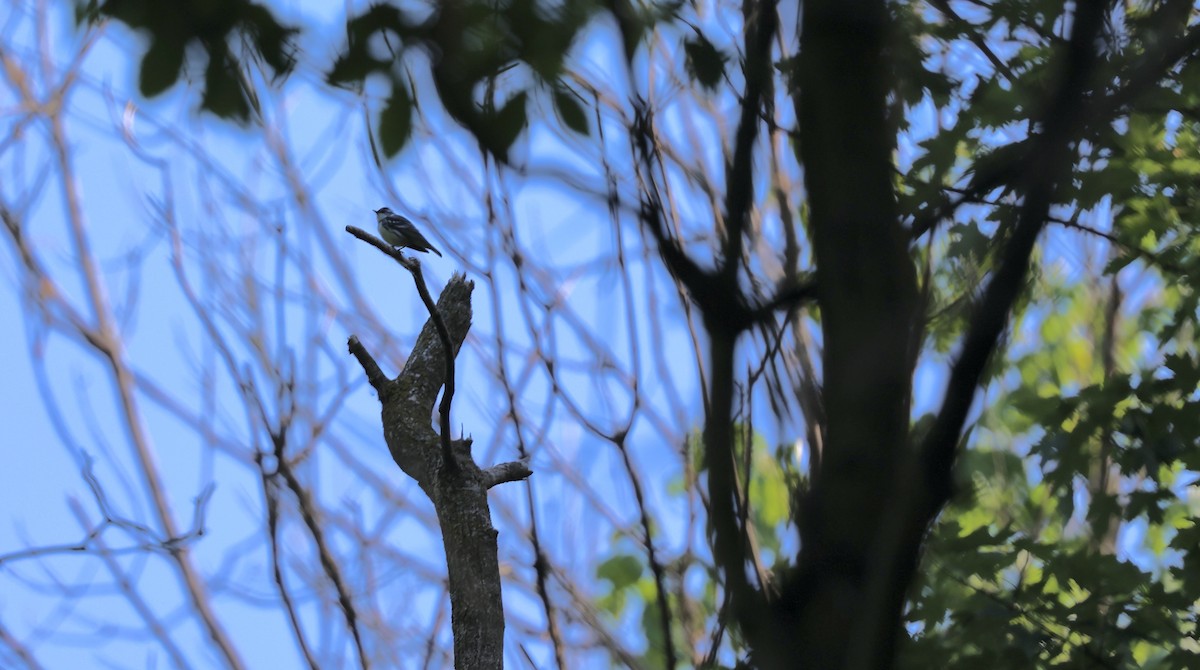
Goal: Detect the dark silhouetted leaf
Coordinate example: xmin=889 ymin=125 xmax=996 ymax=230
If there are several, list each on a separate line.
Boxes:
xmin=611 ymin=0 xmax=683 ymax=61
xmin=554 ymin=87 xmax=589 ymax=136
xmin=684 ymin=35 xmax=727 ymax=90
xmin=328 ymin=4 xmax=409 ymax=86
xmin=486 ymin=91 xmax=528 ymax=160
xmin=201 ymin=48 xmax=251 ymax=121
xmin=328 ymin=49 xmax=379 ymax=87
xmin=379 ymin=85 xmax=413 ymax=157
xmin=91 ymin=0 xmax=297 ymax=123
xmin=240 ymin=4 xmax=298 ymax=78
xmin=138 ymin=37 xmax=186 ymax=97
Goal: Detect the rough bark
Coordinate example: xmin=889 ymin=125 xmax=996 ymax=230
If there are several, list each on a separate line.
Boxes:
xmin=787 ymin=1 xmax=919 ymax=667
xmin=348 ymin=268 xmax=531 ymax=669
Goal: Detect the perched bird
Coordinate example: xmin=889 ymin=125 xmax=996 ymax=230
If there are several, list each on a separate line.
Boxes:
xmin=374 ymin=207 xmax=443 ymax=257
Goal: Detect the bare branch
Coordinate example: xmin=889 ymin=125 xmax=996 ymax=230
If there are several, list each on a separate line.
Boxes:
xmin=480 ymin=459 xmax=534 ymax=489
xmin=348 ymin=335 xmax=390 ymax=394
xmin=345 ymin=224 xmax=458 ymax=472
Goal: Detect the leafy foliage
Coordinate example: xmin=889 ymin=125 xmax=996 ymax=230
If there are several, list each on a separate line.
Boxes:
xmin=325 ymin=0 xmax=628 ymax=158
xmin=81 ymin=0 xmax=297 ymax=121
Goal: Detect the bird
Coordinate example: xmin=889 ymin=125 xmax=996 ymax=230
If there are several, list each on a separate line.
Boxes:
xmin=374 ymin=207 xmax=443 ymax=257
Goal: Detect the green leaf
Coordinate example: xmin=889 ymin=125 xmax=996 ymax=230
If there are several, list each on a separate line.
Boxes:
xmin=597 ymin=553 xmax=643 ymax=591
xmin=641 ymin=599 xmax=666 ymax=666
xmin=945 ymin=222 xmax=989 ymax=262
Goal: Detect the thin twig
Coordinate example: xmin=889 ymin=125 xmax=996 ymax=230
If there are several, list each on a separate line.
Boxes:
xmin=259 ymin=455 xmax=320 ymax=670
